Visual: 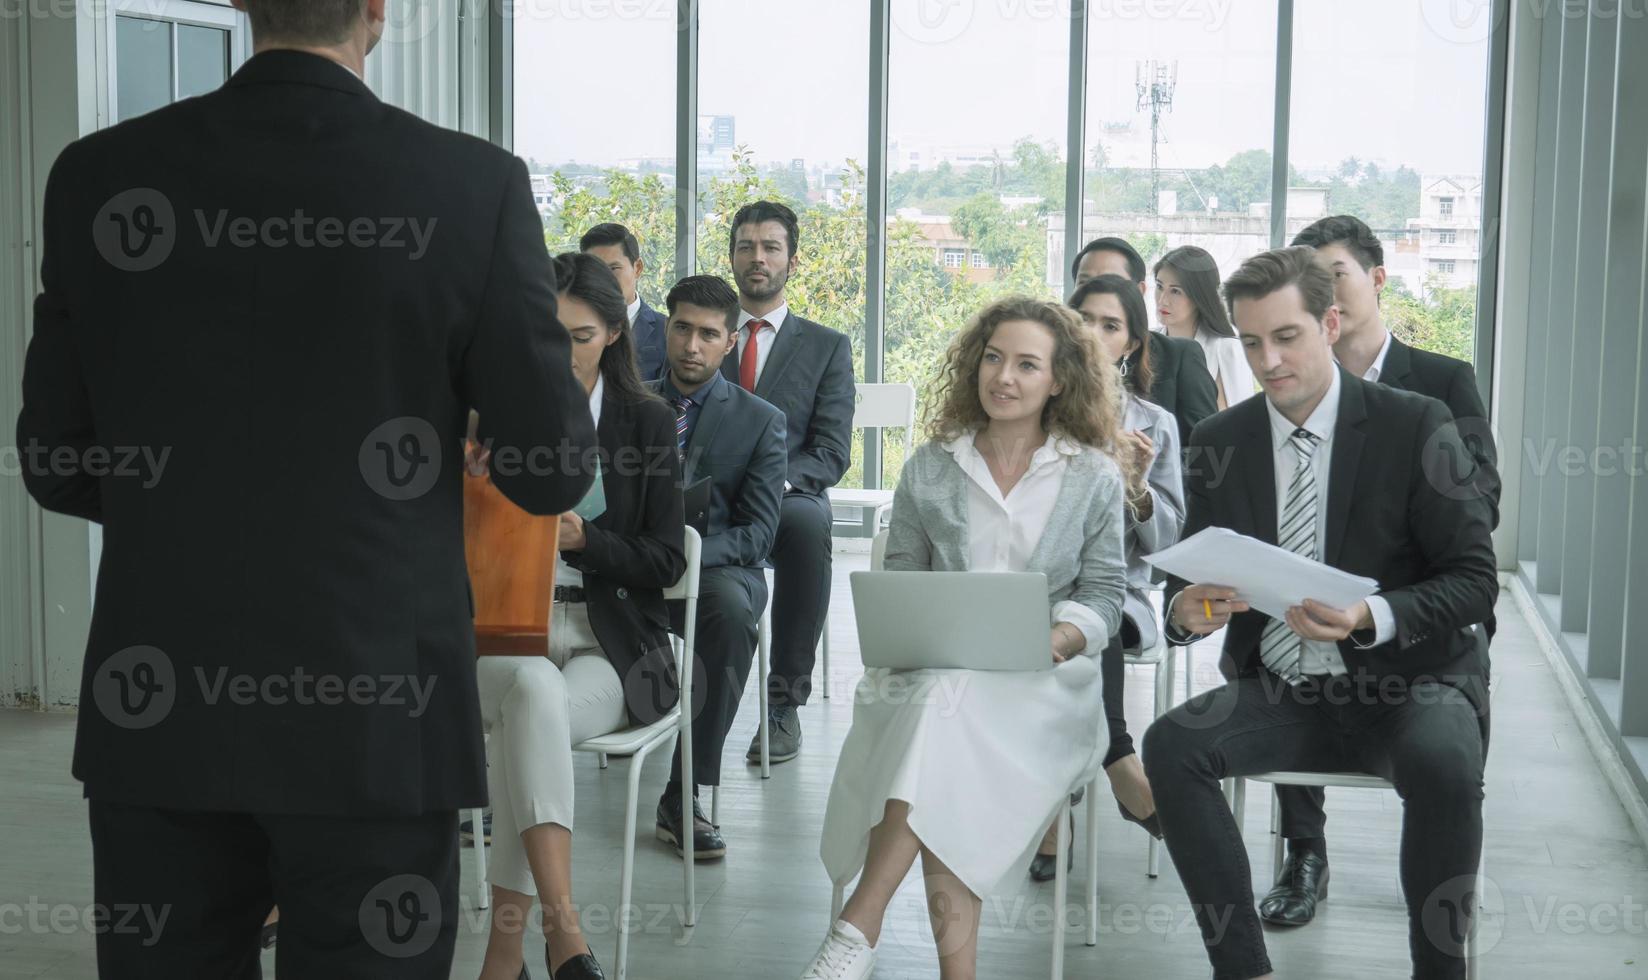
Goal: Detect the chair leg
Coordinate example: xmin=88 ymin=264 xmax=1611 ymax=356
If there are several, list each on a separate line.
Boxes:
xmin=711 ymin=785 xmax=720 ymax=829
xmin=1149 ymin=658 xmax=1167 ymax=879
xmin=1085 ymin=779 xmax=1100 ymax=946
xmin=1270 ymin=786 xmax=1285 ymax=881
xmin=598 ymin=752 xmax=609 ymax=769
xmin=1052 ymin=799 xmax=1070 ymax=979
xmin=615 ymin=758 xmax=643 ymax=980
xmin=821 ymin=629 xmax=831 ymax=701
xmin=1229 ymin=777 xmax=1244 ymax=826
xmin=469 ymin=807 xmax=489 ymax=911
xmin=758 ymin=601 xmax=772 ymax=779
xmin=1183 ymin=645 xmax=1194 ymax=702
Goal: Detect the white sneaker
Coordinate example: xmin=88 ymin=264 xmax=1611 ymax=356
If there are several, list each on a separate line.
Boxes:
xmin=800 ymin=919 xmax=877 ymax=979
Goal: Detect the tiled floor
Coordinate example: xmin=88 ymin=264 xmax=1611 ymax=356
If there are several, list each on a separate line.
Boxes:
xmin=3 ymin=550 xmax=1647 ymax=978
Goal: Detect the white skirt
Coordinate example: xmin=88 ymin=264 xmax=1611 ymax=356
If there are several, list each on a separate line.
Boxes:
xmin=819 ymin=655 xmax=1106 ymax=899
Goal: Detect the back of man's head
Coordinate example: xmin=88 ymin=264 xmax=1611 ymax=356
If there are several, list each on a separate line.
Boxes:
xmin=240 ymin=0 xmax=367 ymax=46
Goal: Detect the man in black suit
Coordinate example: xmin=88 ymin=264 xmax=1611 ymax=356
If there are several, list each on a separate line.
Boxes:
xmin=651 ymin=275 xmax=787 ymax=860
xmin=581 ymin=222 xmax=668 ymax=381
xmin=15 ymin=3 xmax=596 ymax=977
xmin=1142 ymin=247 xmax=1497 ymax=980
xmin=1256 ymin=214 xmax=1505 ymax=928
xmin=1072 ymin=236 xmax=1219 ymax=447
xmin=715 ymin=201 xmax=855 ymax=764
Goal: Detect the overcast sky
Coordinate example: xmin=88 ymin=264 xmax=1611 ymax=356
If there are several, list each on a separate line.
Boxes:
xmin=514 ymin=0 xmax=1491 ymax=178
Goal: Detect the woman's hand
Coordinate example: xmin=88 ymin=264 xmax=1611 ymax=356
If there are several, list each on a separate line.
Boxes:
xmin=1050 ymin=623 xmax=1084 ymax=663
xmin=558 ymin=511 xmax=586 ymax=552
xmin=1119 ymin=429 xmax=1154 ymax=479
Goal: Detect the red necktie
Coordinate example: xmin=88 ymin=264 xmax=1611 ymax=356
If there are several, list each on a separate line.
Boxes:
xmin=739 ymin=319 xmax=766 ymax=392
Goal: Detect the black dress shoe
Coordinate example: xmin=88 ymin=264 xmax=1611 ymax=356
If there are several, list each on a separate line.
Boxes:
xmin=1028 ymin=812 xmax=1075 ymax=882
xmin=551 ymin=951 xmax=606 ymax=980
xmin=1258 ymin=851 xmax=1329 ymax=926
xmin=1116 ymin=798 xmax=1164 ymax=840
xmin=655 ymin=789 xmax=726 ymax=860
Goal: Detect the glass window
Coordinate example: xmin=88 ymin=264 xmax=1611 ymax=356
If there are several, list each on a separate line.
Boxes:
xmin=696 ymin=0 xmax=871 ymax=485
xmin=116 ymin=16 xmax=173 ymax=123
xmin=1291 ymin=0 xmax=1490 ymax=363
xmin=1078 ymin=2 xmax=1280 ymax=310
xmin=512 ymin=3 xmax=677 ymax=309
xmin=971 ymin=250 xmax=988 ymax=269
xmin=886 ymin=0 xmax=1069 ymax=482
xmin=176 ymin=24 xmax=229 ymax=100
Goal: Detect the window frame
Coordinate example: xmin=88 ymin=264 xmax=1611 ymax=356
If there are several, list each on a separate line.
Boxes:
xmin=107 ymin=0 xmax=245 ymax=123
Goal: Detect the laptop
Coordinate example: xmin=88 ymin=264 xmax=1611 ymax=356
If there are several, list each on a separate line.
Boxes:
xmin=850 ymin=571 xmax=1054 ymax=671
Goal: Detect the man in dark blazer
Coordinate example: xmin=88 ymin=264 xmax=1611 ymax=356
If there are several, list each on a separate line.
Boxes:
xmin=651 ymin=275 xmax=787 ymax=860
xmin=14 ymin=6 xmax=595 ymax=977
xmin=1073 ymin=235 xmax=1219 ymax=447
xmin=1256 ymin=215 xmax=1505 ymax=926
xmin=716 ymin=201 xmax=855 ymax=764
xmin=1142 ymin=247 xmax=1497 ymax=980
xmin=581 ymin=222 xmax=668 ymax=380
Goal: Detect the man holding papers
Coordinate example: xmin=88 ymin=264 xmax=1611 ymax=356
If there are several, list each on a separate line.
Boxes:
xmin=1142 ymin=247 xmax=1497 ymax=980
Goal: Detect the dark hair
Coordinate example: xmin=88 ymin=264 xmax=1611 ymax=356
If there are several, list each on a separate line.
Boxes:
xmin=1069 ymin=274 xmax=1154 ymax=398
xmin=1071 ymin=236 xmax=1147 ymax=284
xmin=729 ymin=201 xmax=800 ymax=259
xmin=665 ymin=275 xmax=741 ymax=334
xmin=1291 ymin=214 xmax=1385 ymax=270
xmin=242 ymin=0 xmax=362 ymax=44
xmin=1154 ymin=245 xmax=1235 ymax=339
xmin=551 ymin=252 xmax=652 ymax=405
xmin=1222 ymin=246 xmax=1337 ymax=323
xmin=579 ymin=222 xmax=641 ymax=264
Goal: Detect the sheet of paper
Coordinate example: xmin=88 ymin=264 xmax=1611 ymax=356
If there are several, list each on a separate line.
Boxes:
xmin=1143 ymin=527 xmax=1379 ymax=620
xmin=572 ymin=458 xmax=607 ymax=522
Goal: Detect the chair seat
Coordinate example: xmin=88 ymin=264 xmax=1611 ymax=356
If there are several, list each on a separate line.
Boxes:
xmin=1245 ymin=770 xmax=1392 ymax=790
xmin=574 ymin=709 xmax=680 ymax=756
xmin=828 ymin=488 xmax=894 ymax=508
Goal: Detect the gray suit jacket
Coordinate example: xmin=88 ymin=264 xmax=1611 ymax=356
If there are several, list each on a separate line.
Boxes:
xmin=884 ymin=437 xmax=1127 ymax=654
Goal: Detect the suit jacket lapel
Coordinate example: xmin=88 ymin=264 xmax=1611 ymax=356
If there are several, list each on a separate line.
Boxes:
xmin=1241 ymin=403 xmax=1278 ymax=546
xmin=683 ymin=379 xmax=729 ymax=485
xmin=1324 ymin=370 xmax=1366 ymax=567
xmin=1380 ymin=335 xmax=1415 ymax=392
xmin=756 ymin=311 xmax=804 ymax=400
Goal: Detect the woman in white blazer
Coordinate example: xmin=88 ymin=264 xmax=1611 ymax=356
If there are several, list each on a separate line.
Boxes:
xmin=801 ymin=296 xmax=1129 ymax=980
xmin=1154 ymin=244 xmax=1256 ymax=408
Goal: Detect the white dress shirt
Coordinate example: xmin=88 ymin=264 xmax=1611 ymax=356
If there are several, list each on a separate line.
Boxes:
xmin=946 ymin=431 xmax=1112 ymax=654
xmin=735 ymin=303 xmax=788 ymax=388
xmin=625 ymin=295 xmax=642 ymax=327
xmin=1358 ymin=329 xmax=1394 ymax=383
xmin=557 ymin=375 xmax=604 ymax=588
xmin=1261 ymin=370 xmax=1394 ymax=674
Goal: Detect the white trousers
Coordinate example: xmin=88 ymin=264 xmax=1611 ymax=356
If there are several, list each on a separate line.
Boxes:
xmin=476 ymin=600 xmax=628 ymax=896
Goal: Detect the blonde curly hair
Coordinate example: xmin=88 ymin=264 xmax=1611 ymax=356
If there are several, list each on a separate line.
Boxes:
xmin=924 ymin=295 xmax=1136 ymax=482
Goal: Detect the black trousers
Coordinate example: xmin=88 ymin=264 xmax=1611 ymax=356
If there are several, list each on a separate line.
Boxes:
xmin=1099 ymin=630 xmax=1134 ymax=767
xmin=1275 ymin=626 xmax=1492 ymax=842
xmin=87 ymin=800 xmax=458 ymax=979
xmin=766 ymin=492 xmax=833 ymax=707
xmin=669 ymin=563 xmax=767 ymax=788
xmin=1142 ymin=672 xmax=1485 ymax=980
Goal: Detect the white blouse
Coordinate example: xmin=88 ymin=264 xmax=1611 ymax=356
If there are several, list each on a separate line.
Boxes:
xmin=1177 ymin=325 xmax=1258 ymax=407
xmin=944 ymin=432 xmax=1112 ymax=653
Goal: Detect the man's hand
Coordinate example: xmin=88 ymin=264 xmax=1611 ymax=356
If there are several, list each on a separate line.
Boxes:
xmin=1172 ymin=584 xmax=1249 ymax=636
xmin=463 ymin=440 xmax=491 ymax=477
xmin=1284 ymin=598 xmax=1372 ymax=643
xmin=558 ymin=511 xmax=586 ymax=551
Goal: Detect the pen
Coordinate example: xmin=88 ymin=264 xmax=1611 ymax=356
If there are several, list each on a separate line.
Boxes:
xmin=1204 ymin=598 xmax=1213 ymax=621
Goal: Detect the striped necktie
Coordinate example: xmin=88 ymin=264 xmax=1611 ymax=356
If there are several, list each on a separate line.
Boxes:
xmin=1258 ymin=428 xmax=1322 ymax=685
xmin=673 ymin=396 xmax=691 ymax=461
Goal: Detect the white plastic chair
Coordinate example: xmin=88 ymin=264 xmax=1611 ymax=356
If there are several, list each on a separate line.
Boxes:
xmin=570 ymin=526 xmax=704 ymax=980
xmin=820 ymin=384 xmax=917 ymax=701
xmin=711 ymin=589 xmax=772 ymax=827
xmin=1229 ymin=677 xmax=1499 ymax=980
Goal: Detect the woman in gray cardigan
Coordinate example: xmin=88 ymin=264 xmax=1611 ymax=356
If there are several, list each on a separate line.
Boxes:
xmin=802 ymin=297 xmax=1129 ymax=980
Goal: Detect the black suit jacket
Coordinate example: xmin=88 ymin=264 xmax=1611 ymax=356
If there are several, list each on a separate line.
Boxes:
xmin=563 ymin=390 xmax=686 ymax=725
xmin=1166 ymin=371 xmax=1498 ymax=715
xmin=655 ymin=376 xmax=788 ymax=570
xmin=1378 ymin=335 xmax=1501 ymax=528
xmin=16 ymin=51 xmax=596 ymax=816
xmin=1147 ymin=331 xmax=1219 ymax=450
xmin=718 ymin=311 xmax=855 ymax=497
xmin=633 ymin=299 xmax=668 ymax=382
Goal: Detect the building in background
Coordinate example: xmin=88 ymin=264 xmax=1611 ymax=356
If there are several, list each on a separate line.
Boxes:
xmin=1407 ymin=174 xmax=1482 ymax=294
